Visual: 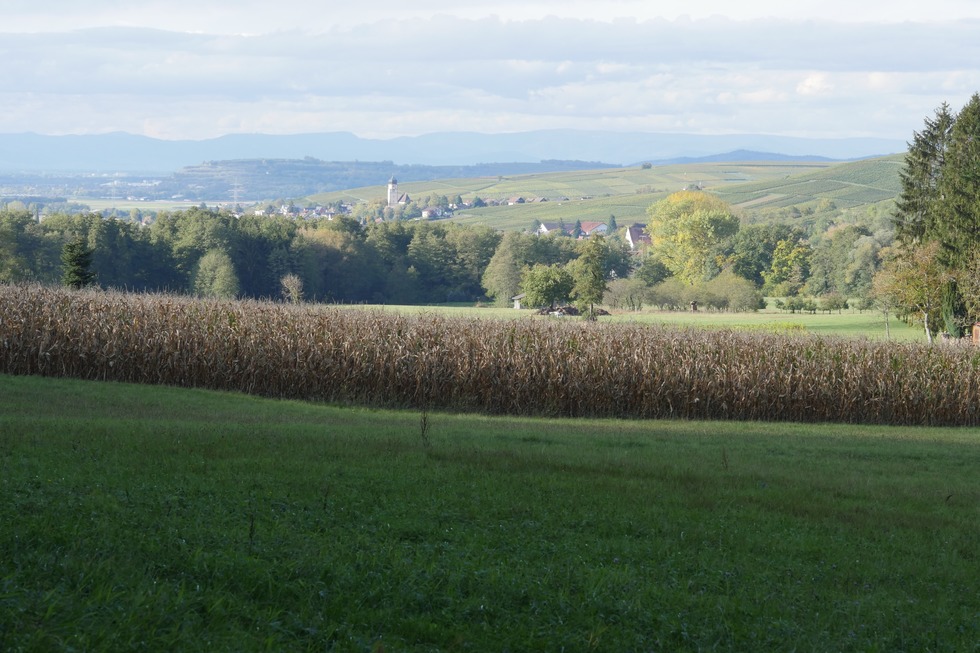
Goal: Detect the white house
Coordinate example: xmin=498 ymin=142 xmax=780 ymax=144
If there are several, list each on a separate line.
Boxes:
xmin=625 ymin=224 xmax=651 ymax=249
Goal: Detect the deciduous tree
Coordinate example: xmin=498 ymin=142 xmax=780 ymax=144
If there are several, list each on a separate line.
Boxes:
xmin=646 ymin=191 xmax=740 ymax=284
xmin=192 ymin=249 xmax=240 ymax=299
xmin=569 ymin=235 xmax=610 ymax=318
xmin=763 ymin=238 xmax=812 ymax=297
xmin=872 ymin=241 xmax=952 ymax=343
xmin=519 ymin=263 xmax=573 ymax=310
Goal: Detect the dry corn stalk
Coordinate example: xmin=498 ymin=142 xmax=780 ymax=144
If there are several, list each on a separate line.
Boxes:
xmin=2 ymin=283 xmax=979 ymax=426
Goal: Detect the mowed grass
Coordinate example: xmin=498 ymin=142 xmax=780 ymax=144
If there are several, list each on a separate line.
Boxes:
xmin=603 ymin=307 xmax=924 ymax=341
xmin=339 ymin=302 xmax=924 ymax=342
xmin=1 ymin=374 xmax=977 ymax=651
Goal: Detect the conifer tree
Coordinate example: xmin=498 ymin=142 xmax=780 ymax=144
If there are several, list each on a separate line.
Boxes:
xmin=60 ymin=237 xmax=96 ymax=289
xmin=894 ymin=102 xmax=954 ymax=243
xmin=892 ymin=95 xmax=980 ymax=331
xmin=935 ymin=93 xmax=980 ymax=269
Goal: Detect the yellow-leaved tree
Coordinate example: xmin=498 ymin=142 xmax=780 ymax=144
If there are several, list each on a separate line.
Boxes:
xmin=645 ymin=191 xmax=740 ymax=284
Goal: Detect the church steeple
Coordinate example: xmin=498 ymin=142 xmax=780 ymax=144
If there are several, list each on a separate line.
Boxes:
xmin=387 ymin=176 xmax=398 ymax=207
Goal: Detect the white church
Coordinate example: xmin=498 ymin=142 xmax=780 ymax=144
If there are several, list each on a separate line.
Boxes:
xmin=387 ymin=177 xmax=410 ymax=207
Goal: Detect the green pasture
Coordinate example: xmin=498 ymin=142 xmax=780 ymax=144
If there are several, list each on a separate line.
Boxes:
xmin=0 ymin=373 xmax=976 ymax=651
xmin=450 ymin=194 xmax=661 ymax=230
xmin=335 ymin=303 xmax=925 ymax=342
xmin=605 ymin=307 xmax=924 ymax=341
xmin=76 ymin=199 xmax=232 ymax=213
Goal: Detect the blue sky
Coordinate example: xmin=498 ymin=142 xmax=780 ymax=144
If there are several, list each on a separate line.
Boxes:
xmin=1 ymin=1 xmax=978 ymax=141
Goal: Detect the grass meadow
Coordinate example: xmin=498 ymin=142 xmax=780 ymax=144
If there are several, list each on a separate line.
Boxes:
xmin=1 ymin=373 xmax=977 ymax=651
xmin=359 ymin=302 xmax=923 ymax=342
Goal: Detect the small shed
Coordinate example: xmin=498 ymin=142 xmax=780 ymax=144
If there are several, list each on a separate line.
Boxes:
xmin=511 ymin=293 xmax=527 ymax=310
xmin=972 ymin=322 xmax=980 ymax=344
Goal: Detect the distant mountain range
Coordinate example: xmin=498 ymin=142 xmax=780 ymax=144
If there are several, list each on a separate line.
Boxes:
xmin=0 ymin=130 xmax=906 ymax=173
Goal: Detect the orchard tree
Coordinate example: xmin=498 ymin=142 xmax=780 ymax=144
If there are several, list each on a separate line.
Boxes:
xmin=604 ymin=277 xmax=650 ymax=311
xmin=519 ymin=263 xmax=573 ymax=311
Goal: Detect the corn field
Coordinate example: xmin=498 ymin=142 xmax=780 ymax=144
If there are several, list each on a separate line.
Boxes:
xmin=3 ymin=283 xmax=980 ymax=426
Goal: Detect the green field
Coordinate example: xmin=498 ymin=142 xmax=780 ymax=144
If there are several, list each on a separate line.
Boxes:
xmin=338 ymin=302 xmax=925 ymax=342
xmin=604 ymin=307 xmax=922 ymax=340
xmin=306 ymin=157 xmax=898 ymax=230
xmin=1 ymin=373 xmax=977 ymax=651
xmin=78 ymin=199 xmax=233 ymax=213
xmin=308 ymin=160 xmax=841 ymax=227
xmin=711 ymin=155 xmax=904 ymax=211
xmin=69 ymin=157 xmax=901 ymax=233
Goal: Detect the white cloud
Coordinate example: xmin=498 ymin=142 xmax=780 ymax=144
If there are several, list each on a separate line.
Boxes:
xmin=0 ymin=6 xmax=978 ymax=141
xmin=797 ymin=74 xmax=834 ymax=96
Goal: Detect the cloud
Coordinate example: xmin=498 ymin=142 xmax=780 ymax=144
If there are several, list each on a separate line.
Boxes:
xmin=0 ymin=12 xmax=978 ymax=140
xmin=797 ymin=74 xmax=834 ymax=96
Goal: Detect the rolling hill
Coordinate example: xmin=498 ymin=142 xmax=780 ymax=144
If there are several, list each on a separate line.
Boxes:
xmin=308 ymin=155 xmax=903 ymax=231
xmin=710 ymin=154 xmax=904 ymax=210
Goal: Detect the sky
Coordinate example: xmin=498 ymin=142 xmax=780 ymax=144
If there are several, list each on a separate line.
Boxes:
xmin=1 ymin=1 xmax=978 ymax=142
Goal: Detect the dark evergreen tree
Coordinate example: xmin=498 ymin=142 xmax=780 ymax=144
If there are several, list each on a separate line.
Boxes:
xmin=894 ymin=102 xmax=954 ymax=244
xmin=941 ymin=279 xmax=968 ymax=337
xmin=61 ymin=237 xmax=96 ymax=289
xmin=935 ymin=93 xmax=980 ymax=269
xmin=893 ymin=96 xmax=980 ymax=328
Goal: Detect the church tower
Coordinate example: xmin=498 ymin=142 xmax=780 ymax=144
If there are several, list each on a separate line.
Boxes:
xmin=387 ymin=176 xmax=398 ymax=207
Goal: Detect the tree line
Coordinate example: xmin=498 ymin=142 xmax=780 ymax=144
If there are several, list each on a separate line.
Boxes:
xmin=874 ymin=92 xmax=980 ymax=341
xmin=1 ymin=194 xmax=892 ymax=314
xmin=0 ymin=209 xmax=505 ymax=304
